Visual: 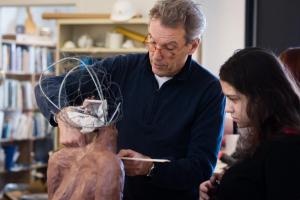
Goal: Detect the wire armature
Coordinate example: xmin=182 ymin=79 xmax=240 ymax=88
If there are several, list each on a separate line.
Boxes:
xmin=38 ymin=57 xmax=123 ymax=133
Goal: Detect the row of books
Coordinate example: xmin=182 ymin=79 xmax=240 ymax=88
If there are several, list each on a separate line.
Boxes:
xmin=0 ymin=111 xmax=53 ymax=141
xmin=1 ymin=43 xmax=55 ymax=73
xmin=0 ymin=79 xmax=35 ymax=110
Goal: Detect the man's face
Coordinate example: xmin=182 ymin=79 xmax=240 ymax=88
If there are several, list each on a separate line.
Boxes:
xmin=220 ymin=80 xmax=250 ymax=128
xmin=147 ymin=19 xmax=199 ymax=77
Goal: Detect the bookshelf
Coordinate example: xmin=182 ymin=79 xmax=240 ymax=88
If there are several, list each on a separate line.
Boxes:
xmin=0 ymin=35 xmax=55 ymax=190
xmin=56 ymin=18 xmax=149 ymax=61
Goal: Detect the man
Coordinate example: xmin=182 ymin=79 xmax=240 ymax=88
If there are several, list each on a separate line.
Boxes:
xmin=35 ymin=0 xmax=225 ymax=199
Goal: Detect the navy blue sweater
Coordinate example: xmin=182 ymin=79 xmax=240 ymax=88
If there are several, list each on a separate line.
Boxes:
xmin=35 ymin=53 xmax=225 ymax=200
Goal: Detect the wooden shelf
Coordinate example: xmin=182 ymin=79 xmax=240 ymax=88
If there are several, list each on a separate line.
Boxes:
xmin=60 ymin=47 xmax=147 ymax=54
xmin=0 ymin=136 xmax=48 ymax=143
xmin=2 ymin=39 xmax=55 ymax=48
xmin=0 ymin=163 xmax=47 ymax=174
xmin=30 ymin=163 xmax=47 ymax=169
xmin=57 ymin=18 xmax=149 ymax=25
xmin=57 ymin=17 xmax=148 ymax=65
xmin=0 ymin=35 xmax=54 ymax=189
xmin=1 ymin=71 xmax=42 ymax=80
xmin=0 ymin=71 xmax=55 ymax=82
xmin=0 ymin=108 xmax=38 ymax=112
xmin=0 ymin=0 xmax=76 ymax=6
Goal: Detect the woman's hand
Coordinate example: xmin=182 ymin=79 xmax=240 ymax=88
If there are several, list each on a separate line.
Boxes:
xmin=199 ymin=173 xmax=223 ymax=200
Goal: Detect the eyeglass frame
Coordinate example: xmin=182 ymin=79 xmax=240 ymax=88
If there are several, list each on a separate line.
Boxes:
xmin=144 ymin=34 xmax=191 ymax=57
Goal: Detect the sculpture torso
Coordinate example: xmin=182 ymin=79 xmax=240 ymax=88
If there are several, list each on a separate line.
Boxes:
xmin=47 ymin=126 xmax=124 ymax=200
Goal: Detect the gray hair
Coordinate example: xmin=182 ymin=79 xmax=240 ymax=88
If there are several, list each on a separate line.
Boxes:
xmin=149 ymin=0 xmax=206 ymax=43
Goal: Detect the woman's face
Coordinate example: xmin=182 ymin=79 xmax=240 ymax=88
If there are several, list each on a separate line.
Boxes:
xmin=220 ymin=80 xmax=251 ymax=128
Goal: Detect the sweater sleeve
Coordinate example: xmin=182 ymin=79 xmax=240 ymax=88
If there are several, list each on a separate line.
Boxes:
xmin=150 ymin=80 xmax=226 ymax=190
xmin=34 ymin=75 xmax=64 ymax=126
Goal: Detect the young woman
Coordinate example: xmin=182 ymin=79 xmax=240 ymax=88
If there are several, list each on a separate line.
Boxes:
xmin=200 ymin=47 xmax=300 ymax=200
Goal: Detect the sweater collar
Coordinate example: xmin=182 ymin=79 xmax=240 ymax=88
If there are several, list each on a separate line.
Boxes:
xmin=145 ymin=53 xmax=192 ymax=81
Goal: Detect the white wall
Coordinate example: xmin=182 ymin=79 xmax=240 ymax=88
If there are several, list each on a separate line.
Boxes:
xmin=200 ymin=0 xmax=245 ymax=75
xmin=76 ymin=0 xmax=155 ymax=16
xmin=0 ymin=6 xmax=75 ymax=36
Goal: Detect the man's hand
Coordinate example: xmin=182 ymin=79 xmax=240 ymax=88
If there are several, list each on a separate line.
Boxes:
xmin=117 ymin=149 xmax=153 ymax=176
xmin=56 ymin=111 xmax=86 ymax=147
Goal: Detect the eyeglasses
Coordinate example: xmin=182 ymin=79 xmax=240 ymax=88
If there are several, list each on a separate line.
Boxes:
xmin=144 ymin=35 xmax=184 ymax=57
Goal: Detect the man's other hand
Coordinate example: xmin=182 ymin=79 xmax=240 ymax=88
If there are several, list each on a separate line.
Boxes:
xmin=118 ymin=149 xmax=153 ymax=176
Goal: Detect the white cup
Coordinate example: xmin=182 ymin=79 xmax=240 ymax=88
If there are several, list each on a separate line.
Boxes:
xmin=105 ymin=32 xmax=123 ymax=49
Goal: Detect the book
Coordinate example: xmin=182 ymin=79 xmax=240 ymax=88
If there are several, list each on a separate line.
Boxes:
xmin=0 ymin=111 xmax=4 ymax=139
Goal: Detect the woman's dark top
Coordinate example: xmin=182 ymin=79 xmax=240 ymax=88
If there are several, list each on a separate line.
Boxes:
xmin=216 ymin=129 xmax=300 ymax=200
